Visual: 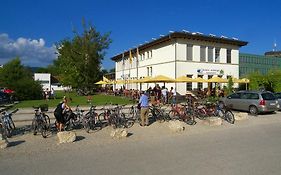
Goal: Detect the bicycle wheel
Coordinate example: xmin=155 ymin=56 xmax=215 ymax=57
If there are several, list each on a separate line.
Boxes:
xmin=225 ymin=110 xmax=235 ymax=124
xmin=98 ymin=112 xmax=109 ymax=127
xmin=41 ymin=122 xmax=48 ymax=138
xmin=43 ymin=114 xmax=50 ymax=129
xmin=168 ymin=110 xmax=179 ymax=120
xmin=195 ymin=109 xmax=207 ymax=120
xmin=93 ymin=116 xmax=103 ymax=131
xmin=31 ymin=119 xmax=38 ymax=135
xmin=125 ymin=118 xmax=135 ymax=128
xmin=3 ymin=124 xmax=12 ymax=138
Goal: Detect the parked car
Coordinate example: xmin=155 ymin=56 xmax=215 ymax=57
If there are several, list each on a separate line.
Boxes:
xmin=219 ymin=90 xmax=279 ymax=115
xmin=274 ymin=92 xmax=281 ymax=110
xmin=0 ymin=91 xmax=11 ymax=105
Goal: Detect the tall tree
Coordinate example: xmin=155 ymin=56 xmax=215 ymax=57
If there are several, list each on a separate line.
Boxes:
xmin=55 ymin=20 xmax=111 ymax=91
xmin=0 ymin=58 xmax=42 ymax=100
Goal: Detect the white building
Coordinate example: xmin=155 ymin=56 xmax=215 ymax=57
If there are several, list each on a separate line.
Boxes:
xmin=34 ymin=73 xmax=51 ymax=90
xmin=34 ymin=73 xmax=70 ymax=91
xmin=111 ymin=31 xmax=248 ymax=95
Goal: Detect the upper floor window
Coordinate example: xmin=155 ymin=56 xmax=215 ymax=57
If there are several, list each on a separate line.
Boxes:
xmin=200 ymin=46 xmax=206 ymax=62
xmin=187 ymin=44 xmax=193 ymax=61
xmin=227 ymin=49 xmax=231 ymax=63
xmin=215 ymin=48 xmax=220 ymax=63
xmin=208 ymin=47 xmax=213 ymax=62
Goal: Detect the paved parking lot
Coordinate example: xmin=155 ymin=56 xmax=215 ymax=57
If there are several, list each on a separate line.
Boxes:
xmin=1 ymin=111 xmax=281 ymax=175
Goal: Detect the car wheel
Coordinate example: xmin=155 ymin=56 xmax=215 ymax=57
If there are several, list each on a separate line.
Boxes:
xmin=249 ymin=106 xmax=258 ymax=116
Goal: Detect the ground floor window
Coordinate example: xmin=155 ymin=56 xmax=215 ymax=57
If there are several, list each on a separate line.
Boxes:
xmin=186 ymin=74 xmax=193 ymax=91
xmin=197 ymin=75 xmax=203 ymax=90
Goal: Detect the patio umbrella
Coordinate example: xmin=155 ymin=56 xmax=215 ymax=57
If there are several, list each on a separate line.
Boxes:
xmin=95 ymin=80 xmax=107 ymax=85
xmin=144 ymin=75 xmax=175 ymax=83
xmin=175 ymin=76 xmax=193 ymax=82
xmin=233 ymin=78 xmax=250 ymax=83
xmin=135 ymin=76 xmax=152 ymax=83
xmin=207 ymin=76 xmax=228 ymax=83
xmin=193 ymin=77 xmax=208 ymax=83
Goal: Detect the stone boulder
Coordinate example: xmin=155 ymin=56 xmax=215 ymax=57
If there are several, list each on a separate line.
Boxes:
xmin=203 ymin=117 xmax=222 ymax=126
xmin=0 ymin=133 xmax=9 ymax=149
xmin=57 ymin=131 xmax=76 ymax=144
xmin=235 ymin=112 xmax=248 ymax=121
xmin=110 ymin=129 xmax=128 ymax=139
xmin=168 ymin=120 xmax=185 ymax=132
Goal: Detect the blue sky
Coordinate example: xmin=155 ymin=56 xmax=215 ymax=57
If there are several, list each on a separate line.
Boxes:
xmin=0 ymin=0 xmax=281 ymax=69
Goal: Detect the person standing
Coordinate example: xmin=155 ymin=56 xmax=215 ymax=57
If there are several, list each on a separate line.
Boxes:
xmin=54 ymin=97 xmax=71 ymax=131
xmin=170 ymin=87 xmax=177 ymax=106
xmin=51 ymin=88 xmax=55 ymax=99
xmin=139 ymin=91 xmax=149 ymax=127
xmin=161 ymin=86 xmax=168 ymax=104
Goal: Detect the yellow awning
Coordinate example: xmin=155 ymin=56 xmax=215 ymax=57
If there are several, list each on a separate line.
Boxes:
xmin=175 ymin=76 xmax=193 ymax=82
xmin=95 ymin=80 xmax=107 ymax=85
xmin=193 ymin=77 xmax=208 ymax=83
xmin=207 ymin=76 xmax=228 ymax=83
xmin=144 ymin=75 xmax=175 ymax=83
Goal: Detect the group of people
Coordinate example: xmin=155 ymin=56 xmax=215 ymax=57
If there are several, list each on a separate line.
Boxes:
xmin=43 ymin=88 xmax=55 ymax=100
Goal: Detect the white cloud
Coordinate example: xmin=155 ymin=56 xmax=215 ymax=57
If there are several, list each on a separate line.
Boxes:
xmin=0 ymin=33 xmax=57 ymax=67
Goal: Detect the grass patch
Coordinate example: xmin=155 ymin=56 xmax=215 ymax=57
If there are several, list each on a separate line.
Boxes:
xmin=14 ymin=91 xmax=133 ymax=108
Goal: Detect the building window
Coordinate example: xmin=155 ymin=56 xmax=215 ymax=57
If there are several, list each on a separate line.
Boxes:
xmin=186 ymin=74 xmax=193 ymax=91
xmin=215 ymin=48 xmax=220 ymax=63
xmin=200 ymin=46 xmax=206 ymax=62
xmin=208 ymin=47 xmax=213 ymax=62
xmin=187 ymin=44 xmax=193 ymax=61
xmin=197 ymin=75 xmax=203 ymax=90
xmin=150 ymin=51 xmax=153 ymax=58
xmin=147 ymin=51 xmax=150 ymax=59
xmin=150 ymin=67 xmax=152 ymax=76
xmin=147 ymin=67 xmax=149 ymax=76
xmin=227 ymin=49 xmax=231 ymax=63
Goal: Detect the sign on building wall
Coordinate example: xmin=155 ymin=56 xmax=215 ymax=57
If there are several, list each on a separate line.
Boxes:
xmin=197 ymin=69 xmax=224 ymax=75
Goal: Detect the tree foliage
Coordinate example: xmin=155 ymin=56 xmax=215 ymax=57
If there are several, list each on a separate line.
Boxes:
xmin=55 ymin=20 xmax=111 ymax=91
xmin=0 ymin=58 xmax=43 ymax=100
xmin=247 ymin=69 xmax=281 ymax=92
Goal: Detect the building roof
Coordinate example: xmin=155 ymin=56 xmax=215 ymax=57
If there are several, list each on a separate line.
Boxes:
xmin=111 ymin=31 xmax=248 ymax=61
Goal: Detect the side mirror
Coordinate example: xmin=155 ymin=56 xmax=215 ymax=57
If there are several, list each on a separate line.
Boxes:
xmin=227 ymin=96 xmax=231 ymax=99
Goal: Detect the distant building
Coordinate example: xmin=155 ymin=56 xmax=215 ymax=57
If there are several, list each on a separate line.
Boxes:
xmin=239 ymin=53 xmax=281 ymax=77
xmin=264 ymin=51 xmax=281 ymax=57
xmin=111 ymin=31 xmax=247 ymax=94
xmin=34 ymin=73 xmax=51 ymax=90
xmin=34 ymin=73 xmax=71 ymax=91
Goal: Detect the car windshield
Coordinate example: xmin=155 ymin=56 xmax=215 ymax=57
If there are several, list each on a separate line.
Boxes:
xmin=275 ymin=93 xmax=281 ymax=99
xmin=261 ymin=93 xmax=276 ymax=100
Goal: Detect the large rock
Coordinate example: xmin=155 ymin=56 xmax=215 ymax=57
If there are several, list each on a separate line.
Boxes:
xmin=57 ymin=131 xmax=76 ymax=144
xmin=168 ymin=120 xmax=185 ymax=132
xmin=235 ymin=112 xmax=248 ymax=121
xmin=0 ymin=133 xmax=9 ymax=149
xmin=110 ymin=129 xmax=128 ymax=139
xmin=203 ymin=117 xmax=222 ymax=126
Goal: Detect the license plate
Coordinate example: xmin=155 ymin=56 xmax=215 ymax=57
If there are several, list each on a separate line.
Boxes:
xmin=270 ymin=103 xmax=276 ymax=106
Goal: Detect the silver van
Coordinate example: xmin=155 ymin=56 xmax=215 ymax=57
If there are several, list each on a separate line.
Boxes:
xmin=219 ymin=91 xmax=279 ymax=115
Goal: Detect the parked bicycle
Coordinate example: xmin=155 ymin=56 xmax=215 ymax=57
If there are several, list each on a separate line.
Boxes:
xmin=31 ymin=106 xmax=49 ymax=138
xmin=168 ymin=104 xmax=196 ymax=125
xmin=82 ymin=105 xmax=102 ymax=133
xmin=108 ymin=104 xmax=134 ymax=129
xmin=149 ymin=104 xmax=170 ymax=123
xmin=63 ymin=108 xmax=80 ymax=130
xmin=194 ymin=102 xmax=235 ymax=124
xmin=0 ymin=108 xmax=18 ymax=138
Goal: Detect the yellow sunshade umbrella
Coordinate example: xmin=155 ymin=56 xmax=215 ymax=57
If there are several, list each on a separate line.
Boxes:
xmin=144 ymin=75 xmax=175 ymax=83
xmin=207 ymin=76 xmax=228 ymax=83
xmin=135 ymin=76 xmax=152 ymax=83
xmin=193 ymin=77 xmax=208 ymax=83
xmin=175 ymin=76 xmax=193 ymax=82
xmin=95 ymin=80 xmax=107 ymax=85
xmin=233 ymin=78 xmax=250 ymax=83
